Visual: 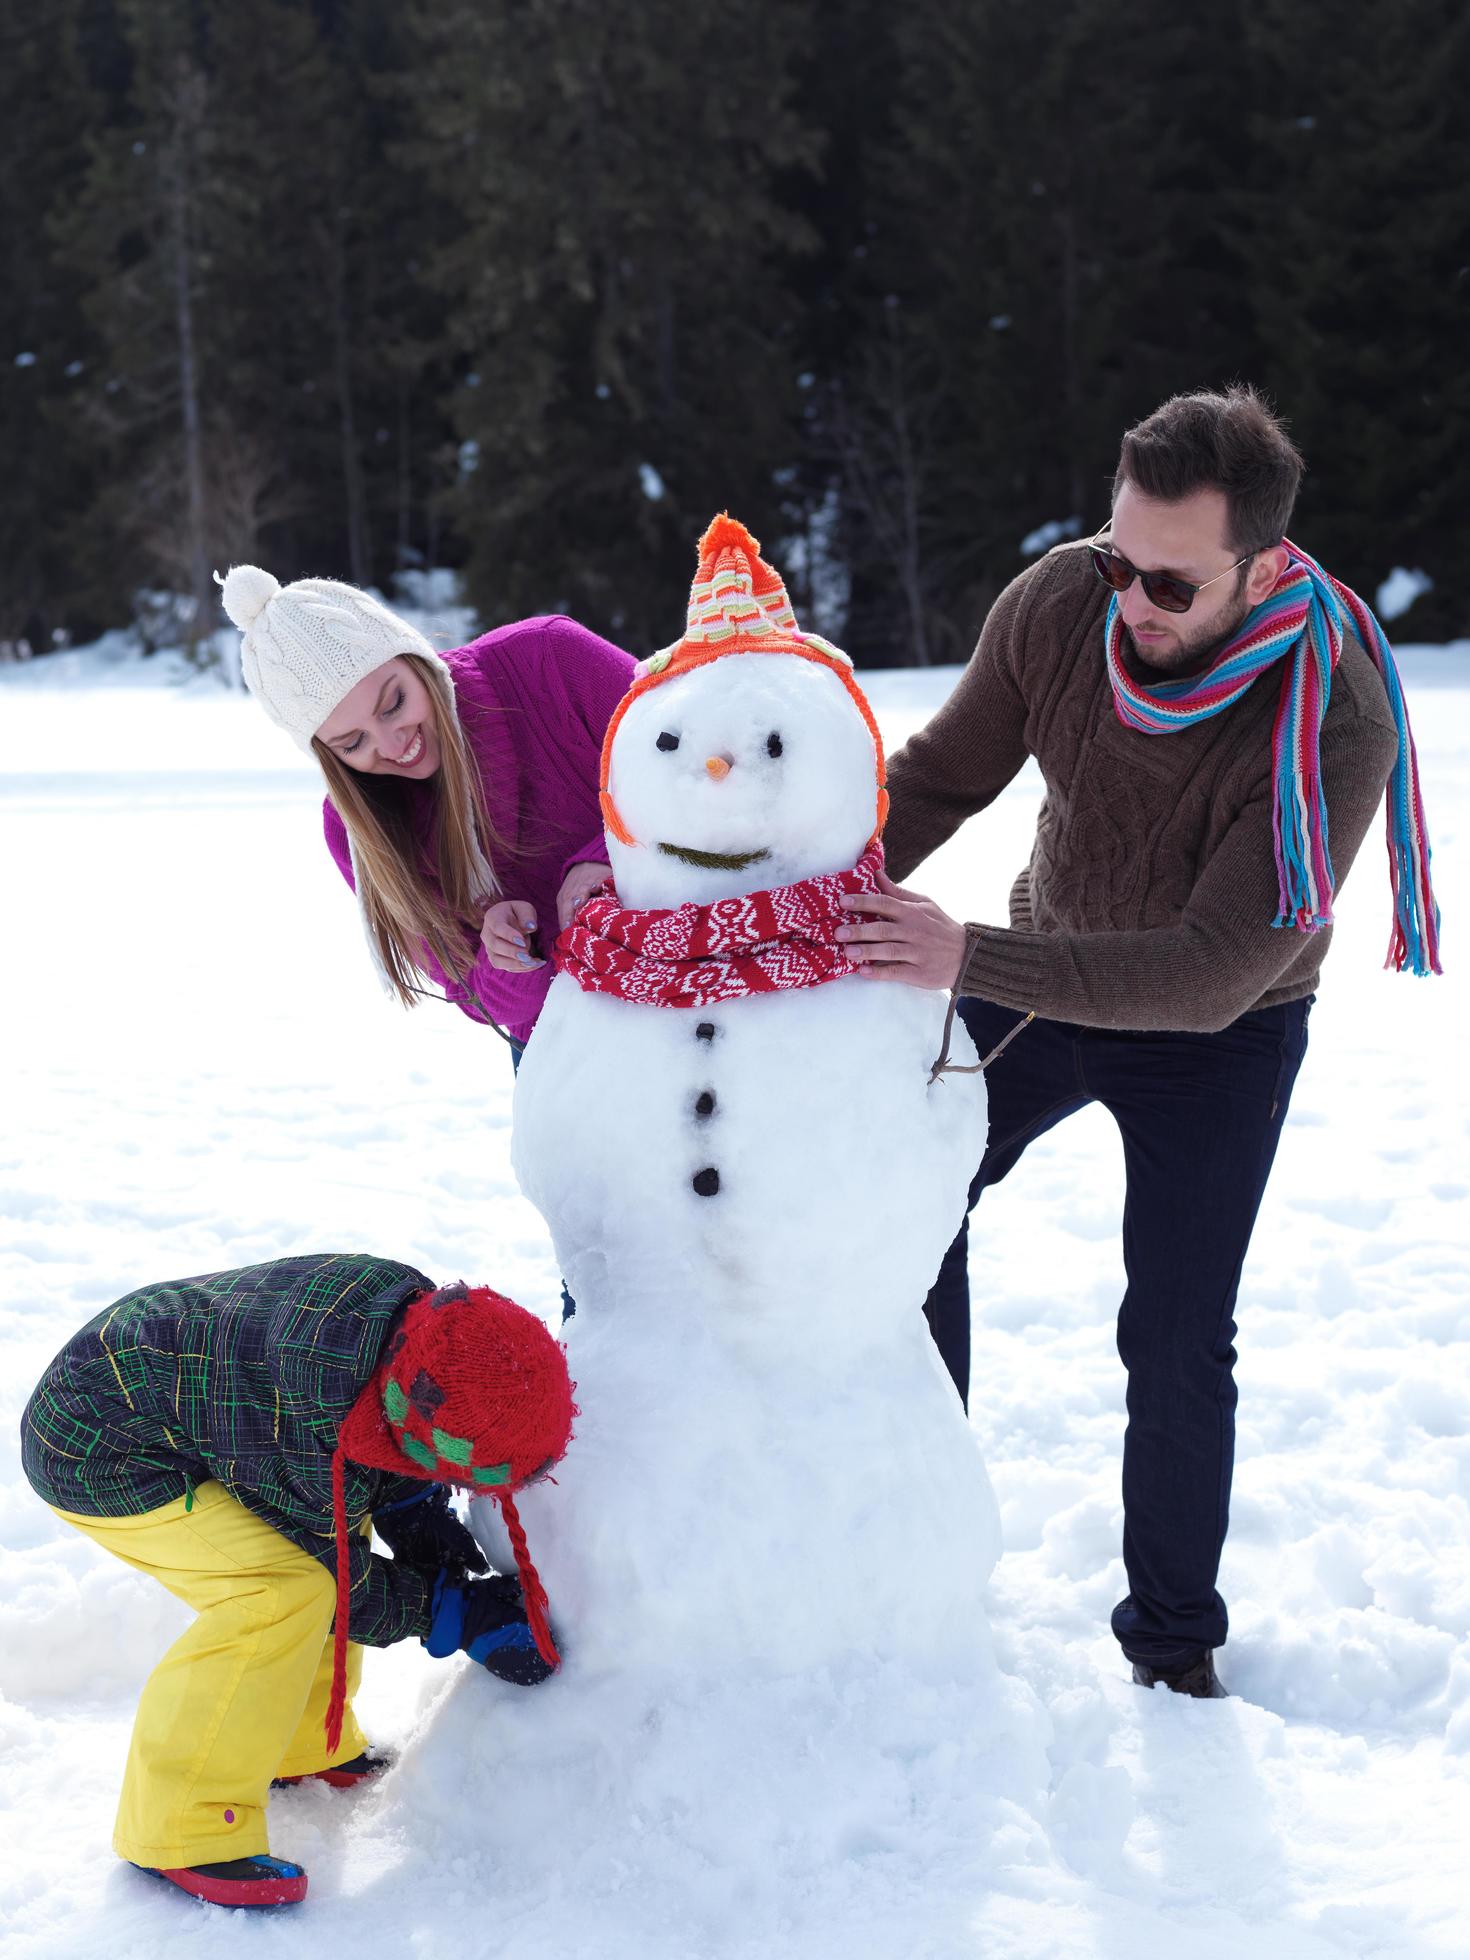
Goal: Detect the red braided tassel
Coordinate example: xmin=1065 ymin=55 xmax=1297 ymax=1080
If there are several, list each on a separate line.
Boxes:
xmin=498 ymin=1490 xmax=560 ymax=1668
xmin=324 ymin=1444 xmax=352 ymax=1754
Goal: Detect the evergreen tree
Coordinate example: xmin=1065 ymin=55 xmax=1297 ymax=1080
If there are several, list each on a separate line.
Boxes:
xmin=337 ymin=0 xmax=465 ymax=590
xmin=0 ymin=0 xmax=114 ymax=644
xmin=391 ymin=0 xmax=820 ymax=646
xmin=842 ymin=0 xmax=1263 ymax=659
xmin=1238 ymin=0 xmax=1470 ymax=631
xmin=53 ymin=0 xmax=248 ymax=654
xmin=7 ymin=0 xmax=1464 ymax=655
xmin=204 ymin=0 xmax=375 ymax=583
xmin=203 ymin=0 xmax=461 ymax=594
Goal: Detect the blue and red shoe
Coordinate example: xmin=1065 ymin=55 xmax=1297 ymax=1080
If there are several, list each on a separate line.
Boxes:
xmin=137 ymin=1854 xmax=308 ymax=1907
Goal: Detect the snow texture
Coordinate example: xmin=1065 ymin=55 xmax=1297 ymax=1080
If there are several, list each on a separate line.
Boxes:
xmin=1 ymin=637 xmax=1467 ymax=1957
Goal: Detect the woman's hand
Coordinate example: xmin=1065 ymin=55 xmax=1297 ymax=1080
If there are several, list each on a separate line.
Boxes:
xmin=835 ymin=868 xmax=969 ymax=990
xmin=480 ymin=898 xmax=545 ymax=971
xmin=555 ymin=860 xmax=612 ymax=932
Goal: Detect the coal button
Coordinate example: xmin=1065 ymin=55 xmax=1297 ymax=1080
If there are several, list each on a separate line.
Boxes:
xmin=692 ymin=1167 xmax=720 ymax=1197
xmin=695 ymin=1091 xmax=716 ymax=1118
xmin=695 ymin=1021 xmax=717 ymax=1042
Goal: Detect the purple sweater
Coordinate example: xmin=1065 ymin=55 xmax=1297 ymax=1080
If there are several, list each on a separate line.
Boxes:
xmin=324 ymin=614 xmax=635 ymax=1041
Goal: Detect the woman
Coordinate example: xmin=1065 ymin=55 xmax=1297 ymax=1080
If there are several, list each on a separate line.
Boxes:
xmin=21 ymin=1255 xmax=576 ymax=1909
xmin=220 ymin=565 xmax=636 ymax=1049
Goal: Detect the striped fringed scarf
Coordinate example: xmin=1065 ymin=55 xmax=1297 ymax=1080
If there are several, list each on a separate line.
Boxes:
xmin=1104 ymin=541 xmax=1441 ymax=975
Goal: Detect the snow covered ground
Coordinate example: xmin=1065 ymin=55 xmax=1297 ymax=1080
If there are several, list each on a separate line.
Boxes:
xmin=1 ymin=632 xmax=1466 ymax=1958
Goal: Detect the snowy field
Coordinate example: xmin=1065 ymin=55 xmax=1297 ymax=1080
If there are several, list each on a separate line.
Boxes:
xmin=1 ymin=631 xmax=1467 ymax=1958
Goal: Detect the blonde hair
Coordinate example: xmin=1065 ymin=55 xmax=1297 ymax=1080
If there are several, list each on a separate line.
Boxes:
xmin=313 ymin=654 xmax=500 ymax=1006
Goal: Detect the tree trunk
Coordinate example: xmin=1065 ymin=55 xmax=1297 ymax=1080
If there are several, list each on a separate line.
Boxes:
xmin=167 ymin=61 xmax=212 ymax=655
xmin=891 ymin=344 xmax=931 ymax=667
xmin=329 ymin=204 xmax=371 ymax=587
xmin=395 ymin=378 xmax=412 ymax=571
xmin=1057 ymin=199 xmax=1085 ymax=522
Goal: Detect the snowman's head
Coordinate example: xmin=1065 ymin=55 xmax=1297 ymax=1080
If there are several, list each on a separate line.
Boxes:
xmin=598 ymin=517 xmax=887 ymax=910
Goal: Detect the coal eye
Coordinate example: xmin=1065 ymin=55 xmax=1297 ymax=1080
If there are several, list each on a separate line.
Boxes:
xmin=766 ymin=731 xmax=783 ymax=758
xmin=657 ymin=731 xmax=680 ymax=752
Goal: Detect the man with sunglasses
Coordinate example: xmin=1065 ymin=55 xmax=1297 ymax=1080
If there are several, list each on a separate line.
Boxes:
xmin=835 ymin=385 xmax=1437 ymax=1700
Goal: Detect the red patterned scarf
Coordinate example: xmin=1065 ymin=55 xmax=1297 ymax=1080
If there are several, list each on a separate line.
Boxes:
xmin=556 ymin=845 xmax=885 ymax=1006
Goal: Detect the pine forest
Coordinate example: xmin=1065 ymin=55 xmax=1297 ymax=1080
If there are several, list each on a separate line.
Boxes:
xmin=3 ymin=0 xmax=1466 ymax=666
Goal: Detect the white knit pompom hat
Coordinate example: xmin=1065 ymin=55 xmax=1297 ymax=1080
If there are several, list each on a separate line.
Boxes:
xmin=219 ymin=564 xmax=497 ymax=995
xmin=219 ymin=564 xmax=445 ymax=750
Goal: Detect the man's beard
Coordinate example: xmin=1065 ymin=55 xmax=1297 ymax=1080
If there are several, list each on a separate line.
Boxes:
xmin=1126 ymin=576 xmax=1254 ymax=678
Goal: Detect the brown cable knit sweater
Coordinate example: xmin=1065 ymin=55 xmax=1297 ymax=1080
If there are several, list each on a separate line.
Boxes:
xmin=882 ymin=541 xmax=1401 ymax=1033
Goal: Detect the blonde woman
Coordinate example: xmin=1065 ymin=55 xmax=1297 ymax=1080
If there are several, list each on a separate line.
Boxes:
xmin=221 ymin=567 xmax=635 ymax=1052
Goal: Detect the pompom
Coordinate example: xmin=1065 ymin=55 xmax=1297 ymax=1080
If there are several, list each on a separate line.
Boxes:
xmin=696 ymin=511 xmax=761 ymax=563
xmin=694 ymin=512 xmax=785 ymax=596
xmin=218 ymin=563 xmax=280 ymax=630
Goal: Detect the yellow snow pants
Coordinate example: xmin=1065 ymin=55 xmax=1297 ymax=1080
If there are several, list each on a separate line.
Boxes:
xmin=51 ymin=1479 xmax=369 ymax=1868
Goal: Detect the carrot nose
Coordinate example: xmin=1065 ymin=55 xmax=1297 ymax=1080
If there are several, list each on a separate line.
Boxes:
xmin=705 ymin=756 xmax=732 ymax=780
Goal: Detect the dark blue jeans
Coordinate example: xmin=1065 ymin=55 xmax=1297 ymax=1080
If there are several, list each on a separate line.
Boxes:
xmin=924 ymin=994 xmax=1311 ymax=1667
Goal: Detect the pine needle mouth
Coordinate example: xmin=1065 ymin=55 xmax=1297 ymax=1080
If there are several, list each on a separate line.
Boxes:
xmin=657 ymin=842 xmax=771 ymax=871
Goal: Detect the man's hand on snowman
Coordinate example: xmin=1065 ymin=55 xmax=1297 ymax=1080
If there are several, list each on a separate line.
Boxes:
xmin=424 ymin=1571 xmax=558 ymax=1686
xmin=555 ymin=859 xmax=613 ymax=932
xmin=481 ymin=898 xmax=545 ymax=971
xmin=836 ymin=869 xmax=970 ymax=990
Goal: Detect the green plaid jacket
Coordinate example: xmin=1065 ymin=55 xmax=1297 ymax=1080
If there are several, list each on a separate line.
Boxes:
xmin=21 ymin=1253 xmax=437 ymax=1647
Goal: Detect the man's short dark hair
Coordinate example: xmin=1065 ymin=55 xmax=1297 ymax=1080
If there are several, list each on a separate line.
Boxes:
xmin=1113 ymin=385 xmax=1305 ymax=553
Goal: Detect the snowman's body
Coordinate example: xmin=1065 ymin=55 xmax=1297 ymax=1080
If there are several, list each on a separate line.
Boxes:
xmin=496 ymin=628 xmax=1001 ymax=1683
xmin=396 ymin=530 xmax=1043 ymax=1935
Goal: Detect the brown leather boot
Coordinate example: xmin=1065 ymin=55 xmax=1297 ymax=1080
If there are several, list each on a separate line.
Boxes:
xmin=1131 ymin=1651 xmax=1228 ymax=1698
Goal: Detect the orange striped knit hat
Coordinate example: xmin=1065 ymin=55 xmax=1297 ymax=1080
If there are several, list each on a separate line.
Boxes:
xmin=599 ymin=514 xmax=889 ymax=849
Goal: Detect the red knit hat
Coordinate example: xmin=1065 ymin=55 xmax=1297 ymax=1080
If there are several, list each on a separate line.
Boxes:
xmin=326 ymin=1283 xmax=577 ymax=1751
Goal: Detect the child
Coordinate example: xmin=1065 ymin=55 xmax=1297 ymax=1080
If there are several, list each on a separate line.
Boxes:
xmin=21 ymin=1252 xmax=575 ymax=1908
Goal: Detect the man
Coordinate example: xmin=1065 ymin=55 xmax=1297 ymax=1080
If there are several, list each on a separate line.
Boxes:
xmin=836 ymin=386 xmax=1439 ymax=1698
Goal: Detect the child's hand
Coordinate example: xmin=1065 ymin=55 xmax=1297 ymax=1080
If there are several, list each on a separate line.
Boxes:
xmin=373 ymin=1486 xmax=487 ymax=1581
xmin=424 ymin=1573 xmax=558 ymax=1685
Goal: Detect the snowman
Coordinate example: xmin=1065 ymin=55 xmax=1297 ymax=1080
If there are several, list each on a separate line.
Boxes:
xmin=495 ymin=515 xmax=1002 ymax=1679
xmin=384 ymin=521 xmax=1043 ymax=1935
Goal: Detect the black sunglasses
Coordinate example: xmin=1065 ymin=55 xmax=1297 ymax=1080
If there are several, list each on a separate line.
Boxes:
xmin=1088 ymin=529 xmax=1256 ymax=615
